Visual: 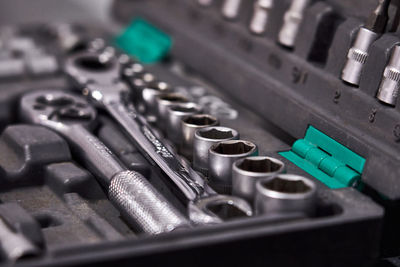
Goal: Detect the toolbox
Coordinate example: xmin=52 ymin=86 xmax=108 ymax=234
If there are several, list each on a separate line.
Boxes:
xmin=1 ymin=0 xmax=400 ymax=266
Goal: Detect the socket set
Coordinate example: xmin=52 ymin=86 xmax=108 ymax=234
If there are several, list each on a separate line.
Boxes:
xmin=1 ymin=0 xmax=399 ymax=266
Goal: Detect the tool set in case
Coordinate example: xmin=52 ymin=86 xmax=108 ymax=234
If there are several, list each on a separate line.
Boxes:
xmin=1 ymin=0 xmax=400 ymax=266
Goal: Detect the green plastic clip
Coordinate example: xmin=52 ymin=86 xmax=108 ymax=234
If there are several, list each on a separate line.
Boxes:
xmin=115 ymin=18 xmax=172 ymax=63
xmin=279 ymin=126 xmax=366 ymax=189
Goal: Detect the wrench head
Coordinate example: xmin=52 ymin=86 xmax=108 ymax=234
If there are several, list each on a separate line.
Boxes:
xmin=189 ymin=195 xmax=253 ymax=225
xmin=19 ymin=90 xmax=97 ymax=129
xmin=65 ymin=52 xmax=121 ymax=87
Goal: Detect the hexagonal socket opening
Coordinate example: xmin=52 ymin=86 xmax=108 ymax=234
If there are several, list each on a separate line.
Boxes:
xmin=199 ymin=128 xmax=234 ymax=140
xmin=184 ymin=115 xmax=217 ymax=126
xmin=212 ymin=141 xmax=255 ymax=155
xmin=262 ymin=176 xmax=312 ymax=194
xmin=170 ymin=105 xmax=199 ymax=113
xmin=75 ymin=55 xmax=112 ymax=71
xmin=36 ymin=95 xmax=74 ymax=107
xmin=159 ymin=94 xmax=188 ymax=103
xmin=207 ymin=202 xmax=248 ymax=220
xmin=238 ymin=158 xmax=283 ymax=173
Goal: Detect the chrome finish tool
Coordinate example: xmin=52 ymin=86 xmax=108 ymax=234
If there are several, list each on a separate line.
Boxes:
xmin=65 ymin=52 xmax=253 ymax=224
xmin=19 ymin=90 xmax=189 ymax=235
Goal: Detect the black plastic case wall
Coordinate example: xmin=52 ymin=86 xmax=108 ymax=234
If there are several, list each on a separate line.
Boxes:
xmin=0 ymin=0 xmax=395 ymax=266
xmin=111 ymin=0 xmax=400 ymax=264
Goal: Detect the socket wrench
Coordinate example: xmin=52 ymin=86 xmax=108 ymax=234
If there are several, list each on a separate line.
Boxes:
xmin=65 ymin=52 xmax=253 ymax=224
xmin=209 ymin=140 xmax=258 ymax=194
xmin=142 ymin=83 xmax=170 ymax=116
xmin=156 ymin=92 xmax=190 ymax=131
xmin=377 ymin=44 xmax=400 ymax=106
xmin=181 ymin=114 xmax=219 ymax=159
xmin=19 ymin=90 xmax=189 ymax=234
xmin=193 ymin=126 xmax=240 ymax=175
xmin=232 ymin=156 xmax=285 ymax=202
xmin=122 ymin=61 xmax=170 ymax=115
xmin=341 ymin=0 xmax=390 ymax=86
xmin=255 ymin=174 xmax=317 ymax=216
xmin=166 ymin=102 xmax=202 ymax=145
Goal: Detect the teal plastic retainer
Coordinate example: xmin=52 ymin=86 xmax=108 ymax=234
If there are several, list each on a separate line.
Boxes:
xmin=279 ymin=126 xmax=366 ymax=189
xmin=115 ymin=18 xmax=172 ymax=63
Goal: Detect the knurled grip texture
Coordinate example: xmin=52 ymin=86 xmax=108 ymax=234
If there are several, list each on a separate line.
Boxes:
xmin=109 ymin=170 xmax=190 ymax=234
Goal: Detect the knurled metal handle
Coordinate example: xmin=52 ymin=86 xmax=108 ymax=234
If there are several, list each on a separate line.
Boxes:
xmin=109 ymin=170 xmax=190 ymax=234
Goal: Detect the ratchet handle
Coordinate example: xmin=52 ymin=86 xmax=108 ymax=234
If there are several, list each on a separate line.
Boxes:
xmin=62 ymin=126 xmax=190 ymax=234
xmin=62 ymin=124 xmax=126 ymax=185
xmin=105 ymin=101 xmax=205 ymax=201
xmin=109 ymin=170 xmax=190 ymax=234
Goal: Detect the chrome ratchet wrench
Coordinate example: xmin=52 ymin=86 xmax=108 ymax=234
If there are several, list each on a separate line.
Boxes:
xmin=65 ymin=52 xmax=253 ymax=224
xmin=19 ymin=90 xmax=190 ymax=234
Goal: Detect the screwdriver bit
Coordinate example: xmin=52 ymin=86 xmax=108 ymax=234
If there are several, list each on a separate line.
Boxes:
xmin=365 ymin=0 xmax=391 ymax=34
xmin=278 ymin=0 xmax=311 ymax=47
xmin=249 ymin=0 xmax=274 ymax=34
xmin=341 ymin=0 xmax=391 ymax=86
xmin=222 ymin=0 xmax=242 ymax=20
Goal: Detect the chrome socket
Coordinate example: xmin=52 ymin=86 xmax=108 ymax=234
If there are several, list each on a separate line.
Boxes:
xmin=232 ymin=156 xmax=285 ymax=202
xmin=209 ymin=140 xmax=258 ymax=194
xmin=181 ymin=114 xmax=219 ymax=159
xmin=377 ymin=45 xmax=400 ymax=106
xmin=142 ymin=83 xmax=170 ymax=116
xmin=156 ymin=93 xmax=190 ymax=131
xmin=249 ymin=0 xmax=274 ymax=35
xmin=193 ymin=126 xmax=240 ymax=175
xmin=221 ymin=0 xmax=242 ymax=20
xmin=255 ymin=174 xmax=317 ymax=216
xmin=166 ymin=102 xmax=202 ymax=145
xmin=278 ymin=0 xmax=311 ymax=47
xmin=341 ymin=27 xmax=379 ymax=86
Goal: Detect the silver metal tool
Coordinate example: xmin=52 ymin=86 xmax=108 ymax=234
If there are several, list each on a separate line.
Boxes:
xmin=5 ymin=37 xmax=36 ymax=53
xmin=65 ymin=52 xmax=253 ymax=224
xmin=222 ymin=0 xmax=242 ymax=20
xmin=209 ymin=140 xmax=258 ymax=194
xmin=193 ymin=126 xmax=240 ymax=175
xmin=376 ymin=44 xmax=400 ymax=106
xmin=46 ymin=24 xmax=86 ymax=53
xmin=166 ymin=102 xmax=202 ymax=145
xmin=341 ymin=0 xmax=391 ymax=86
xmin=0 ymin=58 xmax=25 ymax=79
xmin=156 ymin=93 xmax=190 ymax=131
xmin=0 ymin=217 xmax=39 ymax=261
xmin=25 ymin=54 xmax=59 ymax=76
xmin=255 ymin=174 xmax=317 ymax=216
xmin=142 ymin=84 xmax=170 ymax=116
xmin=198 ymin=0 xmax=213 ymax=6
xmin=232 ymin=156 xmax=285 ymax=202
xmin=121 ymin=60 xmax=170 ymax=115
xmin=278 ymin=0 xmax=311 ymax=47
xmin=181 ymin=114 xmax=220 ymax=159
xmin=19 ymin=90 xmax=189 ymax=235
xmin=249 ymin=0 xmax=274 ymax=35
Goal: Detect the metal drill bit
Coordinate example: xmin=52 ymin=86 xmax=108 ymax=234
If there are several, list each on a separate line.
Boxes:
xmin=341 ymin=0 xmax=391 ymax=86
